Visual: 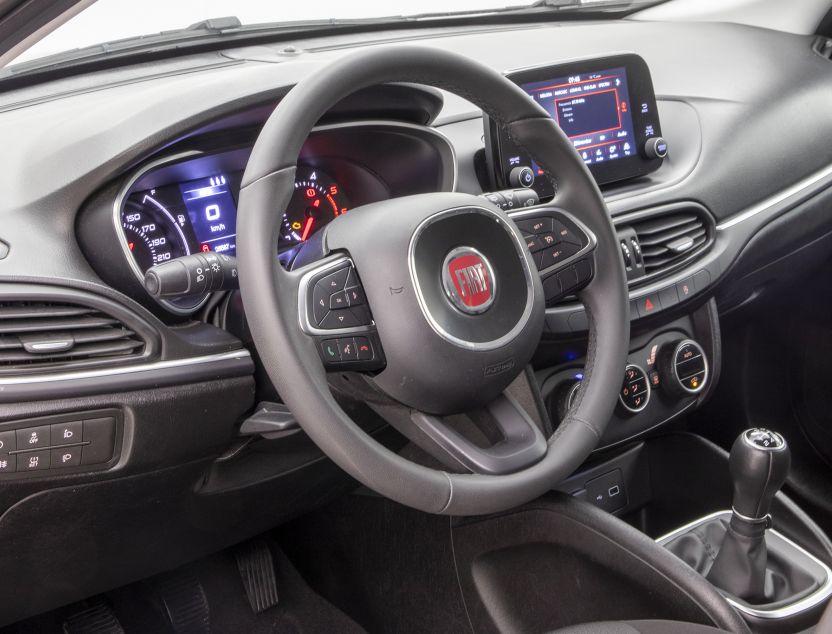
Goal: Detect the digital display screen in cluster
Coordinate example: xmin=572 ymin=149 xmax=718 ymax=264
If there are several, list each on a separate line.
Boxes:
xmin=179 ymin=175 xmax=238 ymax=256
xmin=521 ymin=67 xmax=637 ymax=167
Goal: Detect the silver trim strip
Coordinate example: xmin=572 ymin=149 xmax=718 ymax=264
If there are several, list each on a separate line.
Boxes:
xmin=717 ymin=163 xmax=832 ymax=230
xmin=0 ymin=349 xmax=251 ymax=386
xmin=408 ymin=205 xmax=536 ymax=351
xmin=656 ymin=510 xmax=832 ymax=620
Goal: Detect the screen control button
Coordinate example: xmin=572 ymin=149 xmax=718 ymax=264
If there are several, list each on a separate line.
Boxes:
xmin=509 ymin=166 xmax=535 ymax=188
xmin=81 ymin=418 xmax=116 ymax=465
xmin=643 ymin=137 xmax=668 ymax=159
xmin=17 ymin=425 xmax=50 ymax=451
xmin=50 ymin=421 xmax=82 ymax=446
xmin=51 ymin=446 xmax=82 ymax=468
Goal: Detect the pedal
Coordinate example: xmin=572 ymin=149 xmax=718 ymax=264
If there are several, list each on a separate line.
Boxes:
xmin=63 ymin=598 xmax=124 ymax=634
xmin=235 ymin=539 xmax=279 ymax=614
xmin=152 ymin=571 xmax=210 ymax=634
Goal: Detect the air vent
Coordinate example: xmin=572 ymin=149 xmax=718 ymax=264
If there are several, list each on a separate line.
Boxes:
xmin=617 ymin=203 xmax=714 ymax=282
xmin=0 ymin=301 xmax=146 ymax=369
xmin=813 ymin=37 xmax=832 ymax=61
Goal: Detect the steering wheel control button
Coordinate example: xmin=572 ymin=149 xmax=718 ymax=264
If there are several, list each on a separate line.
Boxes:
xmin=81 ymin=417 xmax=116 ymax=465
xmin=346 ymin=286 xmax=365 ymax=306
xmin=538 ymin=242 xmax=580 ymax=271
xmin=336 ymin=338 xmax=359 ymax=361
xmin=354 ymin=337 xmax=374 ymax=361
xmin=319 ymin=268 xmax=350 ymax=293
xmin=553 ymin=220 xmax=583 ymax=246
xmin=320 ymin=310 xmax=360 ymax=330
xmin=329 ymin=291 xmax=349 ymax=310
xmin=619 ymin=364 xmax=650 ymax=414
xmin=17 ymin=425 xmax=49 ymax=451
xmin=51 ymin=446 xmax=82 ymax=468
xmin=441 ymin=247 xmax=496 ymax=315
xmin=320 ymin=339 xmax=341 ymax=362
xmin=515 ymin=217 xmax=553 ymax=235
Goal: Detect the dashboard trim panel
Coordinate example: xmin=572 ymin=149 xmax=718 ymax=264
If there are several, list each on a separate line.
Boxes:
xmin=0 ymin=349 xmax=253 ymax=402
xmin=716 ymin=161 xmax=832 ymax=230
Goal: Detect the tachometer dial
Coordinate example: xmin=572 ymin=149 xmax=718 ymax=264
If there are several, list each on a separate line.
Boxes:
xmin=281 ymin=169 xmax=350 ymax=246
xmin=121 ymin=193 xmax=191 ymax=272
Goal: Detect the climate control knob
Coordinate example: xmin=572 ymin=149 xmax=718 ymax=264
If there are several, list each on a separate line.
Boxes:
xmin=619 ymin=364 xmax=650 ymax=414
xmin=659 ymin=339 xmax=709 ymax=397
xmin=554 ymin=380 xmax=583 ymax=421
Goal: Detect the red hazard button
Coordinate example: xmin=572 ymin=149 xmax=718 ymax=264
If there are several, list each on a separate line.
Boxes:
xmin=636 ymin=293 xmax=661 ymax=319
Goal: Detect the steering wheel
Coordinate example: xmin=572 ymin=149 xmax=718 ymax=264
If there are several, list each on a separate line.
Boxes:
xmin=237 ymin=46 xmax=629 ymax=516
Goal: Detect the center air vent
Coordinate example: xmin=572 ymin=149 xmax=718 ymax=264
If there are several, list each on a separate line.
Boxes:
xmin=616 ymin=203 xmax=714 ymax=283
xmin=0 ymin=301 xmax=146 ymax=369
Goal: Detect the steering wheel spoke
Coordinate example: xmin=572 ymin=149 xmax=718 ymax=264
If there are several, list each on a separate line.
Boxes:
xmin=508 ymin=207 xmax=597 ymax=305
xmin=296 ymin=254 xmax=386 ymax=372
xmin=371 ymin=391 xmax=548 ymax=475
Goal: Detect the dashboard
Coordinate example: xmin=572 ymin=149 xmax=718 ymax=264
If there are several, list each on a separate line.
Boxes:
xmin=2 ymin=15 xmax=832 ymax=626
xmin=82 ymin=121 xmax=456 ymax=314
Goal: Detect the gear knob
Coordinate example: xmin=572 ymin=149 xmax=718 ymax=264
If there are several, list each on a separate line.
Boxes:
xmin=729 ymin=428 xmax=790 ymax=521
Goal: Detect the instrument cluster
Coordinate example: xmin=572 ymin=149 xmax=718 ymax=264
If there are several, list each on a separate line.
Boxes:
xmin=102 ymin=123 xmax=456 ymax=315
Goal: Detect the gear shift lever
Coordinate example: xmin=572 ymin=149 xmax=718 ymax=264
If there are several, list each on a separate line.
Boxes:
xmin=707 ymin=428 xmax=790 ymax=601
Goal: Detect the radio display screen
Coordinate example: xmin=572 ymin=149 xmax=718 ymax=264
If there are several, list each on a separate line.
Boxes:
xmin=486 ymin=53 xmax=663 ymax=194
xmin=521 ymin=67 xmax=637 ymax=166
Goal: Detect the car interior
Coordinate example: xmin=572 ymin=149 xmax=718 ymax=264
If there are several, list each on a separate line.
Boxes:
xmin=3 ymin=0 xmax=832 ymax=632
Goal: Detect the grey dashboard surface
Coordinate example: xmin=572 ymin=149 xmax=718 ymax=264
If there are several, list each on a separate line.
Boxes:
xmin=0 ymin=18 xmax=830 ymax=287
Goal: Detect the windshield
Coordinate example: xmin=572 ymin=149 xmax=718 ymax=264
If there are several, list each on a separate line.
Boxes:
xmin=10 ymin=0 xmax=662 ymax=68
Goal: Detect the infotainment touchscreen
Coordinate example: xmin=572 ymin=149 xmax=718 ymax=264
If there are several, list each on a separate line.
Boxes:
xmin=521 ymin=67 xmax=637 ymax=167
xmin=485 ymin=53 xmax=664 ymax=196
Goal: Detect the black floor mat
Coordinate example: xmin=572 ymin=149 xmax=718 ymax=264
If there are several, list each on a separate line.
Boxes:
xmin=278 ymin=493 xmax=471 ymax=634
xmin=2 ymin=540 xmax=365 ymax=634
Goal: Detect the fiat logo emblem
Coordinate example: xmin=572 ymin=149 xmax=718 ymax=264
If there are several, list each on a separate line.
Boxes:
xmin=442 ymin=247 xmax=496 ymax=314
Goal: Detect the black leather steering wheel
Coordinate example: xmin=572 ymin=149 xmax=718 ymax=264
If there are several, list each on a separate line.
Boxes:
xmin=236 ymin=46 xmax=629 ymax=516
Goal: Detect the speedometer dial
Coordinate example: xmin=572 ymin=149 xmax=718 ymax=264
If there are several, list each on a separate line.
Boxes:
xmin=281 ymin=168 xmax=350 ymax=246
xmin=121 ymin=193 xmax=191 ymax=272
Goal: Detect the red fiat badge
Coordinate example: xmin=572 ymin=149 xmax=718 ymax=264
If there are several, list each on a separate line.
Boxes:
xmin=442 ymin=247 xmax=496 ymax=314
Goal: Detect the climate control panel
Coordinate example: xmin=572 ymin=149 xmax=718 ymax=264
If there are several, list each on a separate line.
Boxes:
xmin=543 ymin=328 xmax=713 ymax=448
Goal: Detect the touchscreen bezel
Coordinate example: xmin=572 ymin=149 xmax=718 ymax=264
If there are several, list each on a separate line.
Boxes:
xmin=485 ymin=53 xmax=664 ymax=195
